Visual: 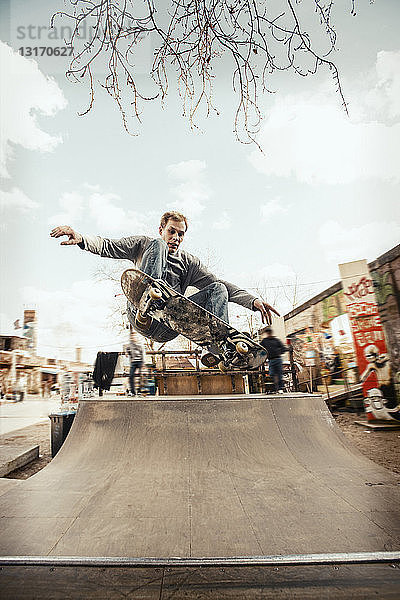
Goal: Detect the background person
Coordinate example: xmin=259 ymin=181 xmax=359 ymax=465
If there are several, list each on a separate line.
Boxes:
xmin=128 ymin=331 xmax=144 ymax=396
xmin=260 ymin=326 xmax=288 ymax=393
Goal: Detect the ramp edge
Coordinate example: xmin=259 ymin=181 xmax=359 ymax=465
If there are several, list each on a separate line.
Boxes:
xmin=1 ymin=551 xmax=399 ymax=567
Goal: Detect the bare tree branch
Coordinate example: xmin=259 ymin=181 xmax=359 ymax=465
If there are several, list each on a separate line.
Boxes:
xmin=53 ymin=1 xmax=357 ymax=143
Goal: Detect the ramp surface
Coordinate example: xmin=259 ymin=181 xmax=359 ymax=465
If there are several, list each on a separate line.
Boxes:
xmin=0 ymin=394 xmax=399 ymax=557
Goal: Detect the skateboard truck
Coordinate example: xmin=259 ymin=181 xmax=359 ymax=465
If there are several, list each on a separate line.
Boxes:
xmin=218 ymin=339 xmax=250 ymax=372
xmin=135 ymin=285 xmax=164 ymax=329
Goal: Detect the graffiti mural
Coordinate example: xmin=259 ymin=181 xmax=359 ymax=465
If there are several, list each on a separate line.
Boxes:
xmin=284 ymin=246 xmax=400 ymax=412
xmin=286 ymin=288 xmax=356 ymax=389
xmin=371 ymin=255 xmax=400 ymax=406
xmin=321 ymin=290 xmax=347 ymax=323
xmin=339 ymin=259 xmax=400 ymax=421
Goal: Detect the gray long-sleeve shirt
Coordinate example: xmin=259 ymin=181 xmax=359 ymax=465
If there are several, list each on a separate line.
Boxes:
xmin=79 ymin=234 xmax=258 ymax=311
xmin=129 ymin=340 xmax=144 ymax=363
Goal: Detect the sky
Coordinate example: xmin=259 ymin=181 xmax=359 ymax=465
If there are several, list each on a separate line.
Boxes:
xmin=0 ymin=0 xmax=399 ymax=363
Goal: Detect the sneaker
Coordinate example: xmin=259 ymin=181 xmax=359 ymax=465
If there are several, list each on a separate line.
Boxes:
xmin=278 ymin=389 xmax=284 ymax=394
xmin=200 ymin=348 xmax=220 ymax=368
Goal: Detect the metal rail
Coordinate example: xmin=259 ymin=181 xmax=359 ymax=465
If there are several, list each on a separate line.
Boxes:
xmin=1 ymin=552 xmax=399 ymax=568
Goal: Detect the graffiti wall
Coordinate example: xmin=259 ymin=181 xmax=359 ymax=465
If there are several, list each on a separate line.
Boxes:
xmin=284 ymin=245 xmax=400 ymax=416
xmin=339 ymin=260 xmax=399 ymax=421
xmin=285 ymin=285 xmax=356 ymax=388
xmin=370 ymin=253 xmax=400 ymax=408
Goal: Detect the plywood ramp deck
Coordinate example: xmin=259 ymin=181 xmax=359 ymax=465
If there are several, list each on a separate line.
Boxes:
xmin=0 ymin=394 xmax=399 ymax=558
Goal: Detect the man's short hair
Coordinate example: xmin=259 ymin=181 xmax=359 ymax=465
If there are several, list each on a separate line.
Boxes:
xmin=160 ymin=211 xmax=188 ymax=231
xmin=261 ymin=326 xmax=272 ymax=334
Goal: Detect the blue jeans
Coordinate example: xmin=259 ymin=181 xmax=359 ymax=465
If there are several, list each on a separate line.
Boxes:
xmin=128 ymin=238 xmax=229 ymax=343
xmin=129 ymin=361 xmax=142 ymax=394
xmin=269 ymin=357 xmax=283 ymax=391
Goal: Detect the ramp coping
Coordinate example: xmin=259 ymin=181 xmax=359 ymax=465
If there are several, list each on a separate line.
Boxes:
xmin=1 ymin=552 xmax=399 ymax=568
xmin=82 ymin=392 xmax=322 ymax=403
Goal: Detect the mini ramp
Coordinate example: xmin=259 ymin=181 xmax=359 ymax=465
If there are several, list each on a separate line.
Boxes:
xmin=1 ymin=393 xmax=399 ymax=598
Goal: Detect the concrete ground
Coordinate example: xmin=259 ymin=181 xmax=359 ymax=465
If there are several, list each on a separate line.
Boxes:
xmin=1 ymin=421 xmax=52 ymax=479
xmin=0 ymin=394 xmax=61 ymax=477
xmin=0 ymin=393 xmax=60 ymax=436
xmin=333 ymin=411 xmax=400 ymax=475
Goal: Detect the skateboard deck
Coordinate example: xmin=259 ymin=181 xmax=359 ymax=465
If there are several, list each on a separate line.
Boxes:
xmin=121 ymin=268 xmax=268 ymax=371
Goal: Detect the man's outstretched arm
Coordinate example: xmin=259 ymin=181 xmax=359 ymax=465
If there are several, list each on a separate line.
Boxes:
xmin=50 ymin=225 xmax=83 ymax=245
xmin=50 ymin=225 xmax=148 ymax=261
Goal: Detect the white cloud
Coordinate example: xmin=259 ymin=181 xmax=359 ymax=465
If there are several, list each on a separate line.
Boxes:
xmin=166 ymin=159 xmax=206 ymax=180
xmin=249 ymin=97 xmax=400 ymax=185
xmin=212 ymin=211 xmax=231 ymax=230
xmin=48 ymin=186 xmax=154 ymax=235
xmin=364 ymin=50 xmax=400 ymax=121
xmin=83 ymin=183 xmax=101 ymax=193
xmin=88 ymin=191 xmax=131 ymax=232
xmin=319 ymin=220 xmax=400 ymax=264
xmin=260 ymin=197 xmax=287 ymax=222
xmin=48 ymin=191 xmax=85 ymax=225
xmin=88 ymin=191 xmax=152 ymax=234
xmin=249 ymin=51 xmax=400 ymax=185
xmin=256 ymin=263 xmax=296 ymax=280
xmin=167 ymin=159 xmax=209 ymax=219
xmin=0 ymin=187 xmax=39 ymax=211
xmin=22 ymin=279 xmax=128 ymax=363
xmin=0 ymin=41 xmax=67 ymax=178
xmin=226 ymin=263 xmax=302 ymax=320
xmin=168 ymin=184 xmax=207 ymax=220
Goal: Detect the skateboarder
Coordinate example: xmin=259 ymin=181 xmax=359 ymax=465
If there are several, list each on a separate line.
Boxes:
xmin=50 ymin=211 xmax=279 ymax=365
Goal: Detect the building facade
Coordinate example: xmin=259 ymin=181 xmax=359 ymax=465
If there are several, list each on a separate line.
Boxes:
xmin=284 ymin=244 xmax=400 ymax=412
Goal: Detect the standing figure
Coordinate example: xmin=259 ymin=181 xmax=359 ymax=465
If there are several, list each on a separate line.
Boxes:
xmin=129 ymin=331 xmax=144 ymax=396
xmin=260 ymin=326 xmax=288 ymax=393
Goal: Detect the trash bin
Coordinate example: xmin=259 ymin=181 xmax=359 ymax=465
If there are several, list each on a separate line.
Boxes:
xmin=49 ymin=413 xmax=76 ymax=458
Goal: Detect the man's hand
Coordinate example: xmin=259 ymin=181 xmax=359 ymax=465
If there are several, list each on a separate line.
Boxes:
xmin=253 ymin=298 xmax=280 ymax=325
xmin=50 ymin=225 xmax=83 ymax=246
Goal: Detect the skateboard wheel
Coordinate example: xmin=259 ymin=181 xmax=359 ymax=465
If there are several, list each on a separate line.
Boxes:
xmin=236 ymin=341 xmax=249 ymax=355
xmin=150 ymin=287 xmax=162 ymax=300
xmin=218 ymin=361 xmax=228 ymax=373
xmin=135 ymin=313 xmax=151 ymax=329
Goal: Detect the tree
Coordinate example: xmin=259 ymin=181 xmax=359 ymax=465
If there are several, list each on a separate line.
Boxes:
xmin=52 ymin=0 xmax=355 ymax=145
xmin=232 ymin=273 xmax=310 ymax=337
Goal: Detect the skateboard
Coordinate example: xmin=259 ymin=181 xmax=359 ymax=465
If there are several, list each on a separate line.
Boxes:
xmin=121 ymin=268 xmax=268 ymax=371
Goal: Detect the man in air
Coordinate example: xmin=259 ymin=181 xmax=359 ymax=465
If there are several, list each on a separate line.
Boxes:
xmin=50 ymin=211 xmax=279 ymax=366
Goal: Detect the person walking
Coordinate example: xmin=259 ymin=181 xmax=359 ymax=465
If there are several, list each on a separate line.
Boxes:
xmin=128 ymin=331 xmax=144 ymax=396
xmin=260 ymin=326 xmax=288 ymax=393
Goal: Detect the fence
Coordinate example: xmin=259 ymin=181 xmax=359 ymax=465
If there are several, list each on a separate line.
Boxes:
xmin=123 ymin=349 xmax=364 ymax=403
xmin=297 ymin=366 xmax=363 ymax=409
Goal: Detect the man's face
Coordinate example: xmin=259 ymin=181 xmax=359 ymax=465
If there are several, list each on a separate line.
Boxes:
xmin=159 ymin=219 xmax=186 ymax=253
